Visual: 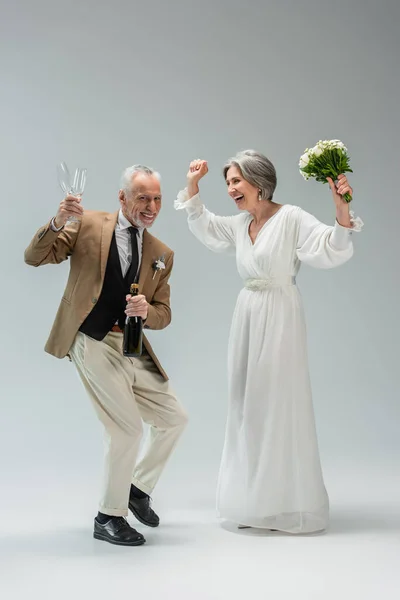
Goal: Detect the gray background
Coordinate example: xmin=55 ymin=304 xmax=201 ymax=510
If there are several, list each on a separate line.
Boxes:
xmin=0 ymin=0 xmax=399 ymax=596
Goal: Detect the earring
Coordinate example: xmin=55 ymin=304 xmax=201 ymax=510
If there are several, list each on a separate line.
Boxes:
xmin=258 ymin=190 xmax=262 ymax=201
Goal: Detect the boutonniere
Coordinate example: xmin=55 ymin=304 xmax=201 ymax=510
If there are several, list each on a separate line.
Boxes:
xmin=152 ymin=254 xmax=166 ymax=279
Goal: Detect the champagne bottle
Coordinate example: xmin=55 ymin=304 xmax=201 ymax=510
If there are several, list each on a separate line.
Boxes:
xmin=123 ymin=283 xmax=143 ymax=357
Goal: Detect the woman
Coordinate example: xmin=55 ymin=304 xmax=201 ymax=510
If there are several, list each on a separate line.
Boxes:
xmin=175 ymin=150 xmax=363 ymax=534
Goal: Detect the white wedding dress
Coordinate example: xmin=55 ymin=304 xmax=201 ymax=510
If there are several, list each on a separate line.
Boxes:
xmin=175 ymin=190 xmax=363 ymax=533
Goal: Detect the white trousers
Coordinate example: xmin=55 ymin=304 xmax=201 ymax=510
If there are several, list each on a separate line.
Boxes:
xmin=69 ymin=332 xmax=188 ymax=516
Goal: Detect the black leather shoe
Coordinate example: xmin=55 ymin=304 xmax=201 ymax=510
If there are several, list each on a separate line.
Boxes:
xmin=129 ymin=495 xmax=160 ymax=528
xmin=93 ymin=516 xmax=146 ymax=546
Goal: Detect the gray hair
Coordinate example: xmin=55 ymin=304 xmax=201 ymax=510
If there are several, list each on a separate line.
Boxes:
xmin=120 ymin=164 xmax=161 ymax=194
xmin=223 ymin=150 xmax=277 ymax=200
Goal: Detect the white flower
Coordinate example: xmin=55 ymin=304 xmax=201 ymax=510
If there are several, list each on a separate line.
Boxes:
xmin=312 ymin=144 xmax=323 ymax=157
xmin=152 ymin=255 xmax=166 ymax=279
xmin=154 ymin=259 xmax=165 ymax=270
xmin=299 ymin=139 xmax=352 ymax=188
xmin=299 ymin=153 xmax=310 ymax=168
xmin=328 ymin=139 xmax=347 ymax=151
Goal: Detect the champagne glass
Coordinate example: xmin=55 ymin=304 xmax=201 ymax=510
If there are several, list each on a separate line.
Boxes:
xmin=57 ymin=162 xmax=87 ymax=223
xmin=57 ymin=161 xmax=72 ymax=195
xmin=70 ymin=167 xmax=87 ymax=222
xmin=73 ymin=167 xmax=87 ymax=196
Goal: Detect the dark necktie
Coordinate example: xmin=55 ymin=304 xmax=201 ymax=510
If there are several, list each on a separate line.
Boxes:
xmin=118 ymin=226 xmax=139 ymax=330
xmin=125 ymin=226 xmax=139 ymax=285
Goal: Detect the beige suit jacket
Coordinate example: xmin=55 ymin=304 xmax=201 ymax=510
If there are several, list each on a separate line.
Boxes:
xmin=24 ymin=210 xmax=174 ymax=380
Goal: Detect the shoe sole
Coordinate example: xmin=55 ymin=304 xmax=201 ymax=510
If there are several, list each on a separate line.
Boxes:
xmin=237 ymin=525 xmax=277 ymax=531
xmin=93 ymin=532 xmax=146 ymax=546
xmin=129 ymin=505 xmax=159 ymax=528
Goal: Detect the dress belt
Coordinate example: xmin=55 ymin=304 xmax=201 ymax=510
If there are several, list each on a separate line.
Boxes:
xmin=244 ymin=276 xmax=296 ymax=291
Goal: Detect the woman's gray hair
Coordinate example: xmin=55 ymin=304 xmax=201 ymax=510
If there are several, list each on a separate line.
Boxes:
xmin=120 ymin=164 xmax=161 ymax=194
xmin=223 ymin=150 xmax=277 ymax=200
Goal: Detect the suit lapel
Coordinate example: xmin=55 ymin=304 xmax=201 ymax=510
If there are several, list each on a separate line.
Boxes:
xmin=100 ymin=211 xmax=119 ymax=283
xmin=138 ymin=229 xmax=154 ymax=292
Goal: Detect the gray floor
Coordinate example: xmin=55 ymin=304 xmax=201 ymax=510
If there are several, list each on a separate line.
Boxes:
xmin=1 ymin=468 xmax=399 ymax=599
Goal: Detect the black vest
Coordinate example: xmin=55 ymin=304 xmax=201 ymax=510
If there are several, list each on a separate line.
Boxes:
xmin=79 ymin=232 xmax=137 ymax=340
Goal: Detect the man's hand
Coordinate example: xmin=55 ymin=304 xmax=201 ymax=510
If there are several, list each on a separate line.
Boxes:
xmin=54 ymin=195 xmax=84 ymax=228
xmin=125 ymin=293 xmax=149 ymax=320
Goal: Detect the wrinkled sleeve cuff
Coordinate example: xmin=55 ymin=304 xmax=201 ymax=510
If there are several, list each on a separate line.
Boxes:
xmin=174 ymin=188 xmax=203 ymax=214
xmin=331 ymin=211 xmax=364 ymax=249
xmin=50 ymin=217 xmax=64 ymax=232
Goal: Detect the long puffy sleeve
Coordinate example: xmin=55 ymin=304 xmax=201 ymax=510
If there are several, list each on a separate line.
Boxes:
xmin=296 ymin=209 xmax=363 ymax=268
xmin=174 ymin=188 xmax=236 ymax=254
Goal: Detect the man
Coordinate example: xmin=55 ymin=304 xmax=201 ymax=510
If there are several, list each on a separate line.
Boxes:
xmin=24 ymin=165 xmax=187 ymax=547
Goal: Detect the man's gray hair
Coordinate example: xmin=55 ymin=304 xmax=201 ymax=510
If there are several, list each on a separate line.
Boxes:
xmin=120 ymin=164 xmax=161 ymax=194
xmin=223 ymin=150 xmax=277 ymax=200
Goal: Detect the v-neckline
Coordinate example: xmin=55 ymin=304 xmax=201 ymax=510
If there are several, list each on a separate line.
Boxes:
xmin=247 ymin=205 xmax=285 ymax=246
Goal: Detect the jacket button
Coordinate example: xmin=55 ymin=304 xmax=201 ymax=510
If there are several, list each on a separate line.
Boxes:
xmin=92 ymin=297 xmax=97 ymax=304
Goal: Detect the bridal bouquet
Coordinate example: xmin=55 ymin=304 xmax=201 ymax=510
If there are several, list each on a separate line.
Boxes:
xmin=299 ymin=139 xmax=353 ymax=203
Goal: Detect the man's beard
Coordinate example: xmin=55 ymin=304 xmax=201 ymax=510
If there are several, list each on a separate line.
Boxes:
xmin=123 ymin=210 xmax=154 ymax=229
xmin=134 ymin=215 xmax=153 ymax=228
